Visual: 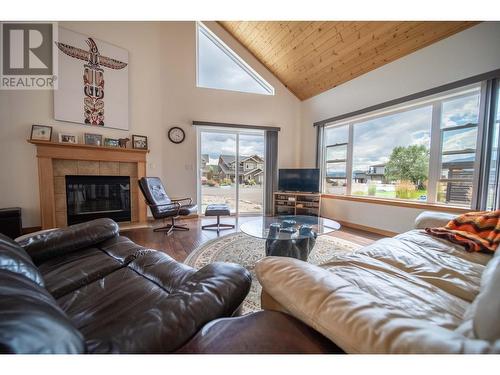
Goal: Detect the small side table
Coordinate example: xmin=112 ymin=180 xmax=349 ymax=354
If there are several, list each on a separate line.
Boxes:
xmin=202 ymin=204 xmax=235 ymax=233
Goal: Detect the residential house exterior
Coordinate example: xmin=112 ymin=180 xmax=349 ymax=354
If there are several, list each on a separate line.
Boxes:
xmin=200 ymin=154 xmax=209 ymax=183
xmin=218 ymin=154 xmax=264 ymax=184
xmin=327 ymin=158 xmax=472 ymax=205
xmin=441 ymin=156 xmax=474 ymax=205
xmin=326 ymin=164 xmax=387 ymax=184
xmin=366 ymin=164 xmax=388 ymax=183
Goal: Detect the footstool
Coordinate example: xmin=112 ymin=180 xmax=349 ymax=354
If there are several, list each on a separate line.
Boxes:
xmin=202 ymin=204 xmax=234 ymax=233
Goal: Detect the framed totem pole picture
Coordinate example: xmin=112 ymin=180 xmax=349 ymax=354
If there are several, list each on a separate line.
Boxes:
xmin=54 ymin=28 xmax=129 ymax=130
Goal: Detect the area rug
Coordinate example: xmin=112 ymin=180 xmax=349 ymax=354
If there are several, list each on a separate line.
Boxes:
xmin=184 ymin=232 xmax=362 ymax=314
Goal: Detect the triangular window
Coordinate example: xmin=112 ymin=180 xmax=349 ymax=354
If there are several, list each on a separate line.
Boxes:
xmin=196 ymin=22 xmax=274 ymax=95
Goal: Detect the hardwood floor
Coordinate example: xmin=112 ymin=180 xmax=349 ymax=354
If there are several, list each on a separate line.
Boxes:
xmin=121 ymin=216 xmax=385 ymax=262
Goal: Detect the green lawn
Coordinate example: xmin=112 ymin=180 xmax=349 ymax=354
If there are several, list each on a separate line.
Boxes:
xmin=353 ymin=189 xmax=428 ymax=201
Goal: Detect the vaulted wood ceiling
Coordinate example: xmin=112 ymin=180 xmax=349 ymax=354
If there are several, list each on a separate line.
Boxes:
xmin=218 ymin=21 xmax=479 ymax=100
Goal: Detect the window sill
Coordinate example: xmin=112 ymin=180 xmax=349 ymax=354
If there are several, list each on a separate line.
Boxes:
xmin=321 ymin=194 xmax=471 ymax=213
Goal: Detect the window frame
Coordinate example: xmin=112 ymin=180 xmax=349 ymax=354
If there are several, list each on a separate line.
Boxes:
xmin=195 ymin=22 xmax=275 ymax=96
xmin=319 ymin=83 xmax=484 ymax=208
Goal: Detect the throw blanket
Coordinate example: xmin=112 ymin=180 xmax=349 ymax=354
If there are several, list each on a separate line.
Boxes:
xmin=425 ymin=210 xmax=500 ymax=253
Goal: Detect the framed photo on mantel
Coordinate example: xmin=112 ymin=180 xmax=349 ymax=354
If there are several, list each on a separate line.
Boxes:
xmin=30 ymin=124 xmax=53 ymax=141
xmin=84 ymin=133 xmax=103 ymax=146
xmin=132 ymin=134 xmax=148 ymax=150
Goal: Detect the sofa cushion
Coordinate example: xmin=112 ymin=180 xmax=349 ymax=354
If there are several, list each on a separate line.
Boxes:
xmin=414 ymin=211 xmax=457 ymax=229
xmin=0 ymin=270 xmax=84 ymax=354
xmin=471 ymin=254 xmax=500 ymax=341
xmin=0 ymin=233 xmax=44 ymax=287
xmin=37 ymin=246 xmax=123 ymax=298
xmin=356 ymin=230 xmax=490 ymax=302
xmin=256 ymin=254 xmax=500 ymax=354
xmin=57 ymin=262 xmax=250 ymax=353
xmin=17 ymin=218 xmax=119 ymax=265
xmin=98 ymin=235 xmax=149 ymax=263
xmin=100 ymin=236 xmax=196 ymax=291
xmin=127 ymin=250 xmax=196 ymax=292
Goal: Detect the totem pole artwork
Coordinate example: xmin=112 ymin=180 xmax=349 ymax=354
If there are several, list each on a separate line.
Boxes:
xmin=55 ymin=38 xmax=128 ymax=126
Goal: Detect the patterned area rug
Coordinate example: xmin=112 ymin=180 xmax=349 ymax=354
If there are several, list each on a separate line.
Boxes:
xmin=184 ymin=232 xmax=362 ymax=314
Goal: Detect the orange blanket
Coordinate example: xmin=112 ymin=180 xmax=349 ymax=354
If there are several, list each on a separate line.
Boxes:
xmin=425 ymin=210 xmax=500 ymax=253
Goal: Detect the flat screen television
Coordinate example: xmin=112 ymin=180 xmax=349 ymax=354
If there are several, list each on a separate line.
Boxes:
xmin=278 ymin=168 xmax=320 ymax=193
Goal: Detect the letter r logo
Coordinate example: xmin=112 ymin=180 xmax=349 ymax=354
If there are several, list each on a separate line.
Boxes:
xmin=2 ymin=23 xmax=53 ymax=75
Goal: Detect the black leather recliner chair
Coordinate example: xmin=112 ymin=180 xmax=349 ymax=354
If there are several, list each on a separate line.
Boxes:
xmin=138 ymin=177 xmax=197 ymax=235
xmin=0 ymin=218 xmax=251 ymax=354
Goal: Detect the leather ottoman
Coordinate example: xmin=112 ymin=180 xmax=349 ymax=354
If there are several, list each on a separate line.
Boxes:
xmin=202 ymin=204 xmax=235 ymax=233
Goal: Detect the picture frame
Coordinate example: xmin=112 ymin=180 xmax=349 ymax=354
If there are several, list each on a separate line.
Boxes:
xmin=84 ymin=133 xmax=103 ymax=146
xmin=58 ymin=133 xmax=78 ymax=144
xmin=104 ymin=138 xmax=120 ymax=148
xmin=30 ymin=124 xmax=53 ymax=142
xmin=132 ymin=135 xmax=148 ymax=150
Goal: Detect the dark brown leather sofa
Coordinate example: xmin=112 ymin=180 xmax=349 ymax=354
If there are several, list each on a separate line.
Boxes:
xmin=0 ymin=218 xmax=251 ymax=354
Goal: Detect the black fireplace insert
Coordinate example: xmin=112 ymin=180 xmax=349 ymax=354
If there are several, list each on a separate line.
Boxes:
xmin=66 ymin=175 xmax=131 ymax=225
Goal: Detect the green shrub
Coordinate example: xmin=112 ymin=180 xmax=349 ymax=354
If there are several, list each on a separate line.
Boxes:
xmin=395 ymin=180 xmax=416 ymax=199
xmin=368 ymin=183 xmax=377 ymax=196
xmin=220 ymin=178 xmax=232 ymax=186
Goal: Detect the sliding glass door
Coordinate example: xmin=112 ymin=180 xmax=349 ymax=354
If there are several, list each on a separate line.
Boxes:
xmin=198 ymin=128 xmax=265 ymax=215
xmin=238 ymin=133 xmax=265 ymax=213
xmin=199 ymin=130 xmax=237 ymax=213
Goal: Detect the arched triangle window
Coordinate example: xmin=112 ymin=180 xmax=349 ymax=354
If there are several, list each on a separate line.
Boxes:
xmin=196 ymin=22 xmax=275 ymax=96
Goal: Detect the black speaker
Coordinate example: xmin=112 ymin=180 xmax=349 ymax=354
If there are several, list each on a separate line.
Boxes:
xmin=0 ymin=207 xmax=22 ymax=239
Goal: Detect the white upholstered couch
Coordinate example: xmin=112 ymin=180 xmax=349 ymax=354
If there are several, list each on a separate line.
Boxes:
xmin=255 ymin=211 xmax=500 ymax=354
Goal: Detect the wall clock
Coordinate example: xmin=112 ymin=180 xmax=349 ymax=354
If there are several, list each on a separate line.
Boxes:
xmin=168 ymin=127 xmax=185 ymax=144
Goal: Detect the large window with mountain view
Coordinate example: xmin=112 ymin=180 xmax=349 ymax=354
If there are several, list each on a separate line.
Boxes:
xmin=321 ymin=84 xmax=482 ymax=208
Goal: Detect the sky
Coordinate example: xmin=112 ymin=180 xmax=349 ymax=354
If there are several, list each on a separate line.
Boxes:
xmin=352 ymin=106 xmax=432 ymax=171
xmin=326 ymin=92 xmax=480 ymax=172
xmin=197 ymin=26 xmax=272 ymax=95
xmin=201 ymin=132 xmax=264 ymax=165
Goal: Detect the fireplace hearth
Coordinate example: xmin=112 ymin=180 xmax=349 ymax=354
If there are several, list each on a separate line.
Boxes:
xmin=66 ymin=175 xmax=131 ymax=225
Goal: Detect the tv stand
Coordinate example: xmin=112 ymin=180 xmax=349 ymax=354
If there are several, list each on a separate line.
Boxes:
xmin=273 ymin=192 xmax=321 ymax=217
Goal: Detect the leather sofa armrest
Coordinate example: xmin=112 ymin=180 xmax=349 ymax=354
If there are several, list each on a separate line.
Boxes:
xmin=15 ymin=228 xmax=60 ymax=243
xmin=17 ymin=218 xmax=120 ymax=264
xmin=177 ymin=310 xmax=343 ymax=354
xmin=162 ymin=262 xmax=251 ymax=352
xmin=414 ymin=211 xmax=458 ymax=229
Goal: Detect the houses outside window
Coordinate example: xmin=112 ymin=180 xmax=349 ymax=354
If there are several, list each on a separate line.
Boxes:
xmin=437 ymin=92 xmax=480 ymax=205
xmin=324 ymin=124 xmax=349 ymax=194
xmin=320 ymin=84 xmax=483 ymax=208
xmin=198 ymin=129 xmax=265 ymax=214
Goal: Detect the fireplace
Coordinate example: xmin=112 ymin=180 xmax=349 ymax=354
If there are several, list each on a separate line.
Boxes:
xmin=66 ymin=175 xmax=131 ymax=225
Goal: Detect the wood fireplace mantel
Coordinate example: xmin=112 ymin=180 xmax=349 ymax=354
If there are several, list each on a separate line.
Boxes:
xmin=29 ymin=140 xmax=149 ymax=229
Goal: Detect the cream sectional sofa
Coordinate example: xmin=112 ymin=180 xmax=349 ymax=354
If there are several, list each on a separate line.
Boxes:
xmin=255 ymin=211 xmax=500 ymax=354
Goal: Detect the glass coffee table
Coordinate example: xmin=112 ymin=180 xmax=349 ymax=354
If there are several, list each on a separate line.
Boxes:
xmin=240 ymin=215 xmax=341 ymax=261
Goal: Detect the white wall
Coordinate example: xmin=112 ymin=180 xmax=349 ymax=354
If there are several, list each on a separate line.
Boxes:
xmin=321 ymin=198 xmax=448 ymax=234
xmin=300 ymin=22 xmax=500 ymax=233
xmin=0 ymin=21 xmax=301 ymax=227
xmin=160 ymin=21 xmax=301 ymax=200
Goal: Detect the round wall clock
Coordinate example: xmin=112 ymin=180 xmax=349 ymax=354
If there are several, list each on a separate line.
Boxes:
xmin=168 ymin=127 xmax=185 ymax=144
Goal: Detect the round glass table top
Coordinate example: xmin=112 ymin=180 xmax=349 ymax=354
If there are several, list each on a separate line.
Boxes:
xmin=240 ymin=215 xmax=341 ymax=240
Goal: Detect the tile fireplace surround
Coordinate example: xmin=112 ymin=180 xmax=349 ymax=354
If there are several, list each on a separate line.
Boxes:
xmin=29 ymin=140 xmax=148 ymax=229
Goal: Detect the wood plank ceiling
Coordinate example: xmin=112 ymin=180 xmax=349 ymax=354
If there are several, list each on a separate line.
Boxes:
xmin=218 ymin=21 xmax=479 ymax=100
